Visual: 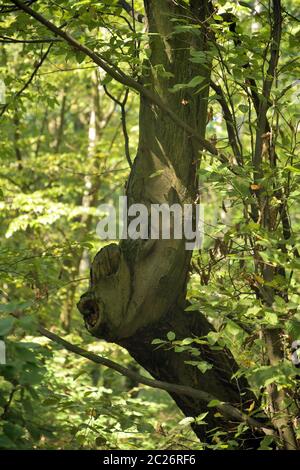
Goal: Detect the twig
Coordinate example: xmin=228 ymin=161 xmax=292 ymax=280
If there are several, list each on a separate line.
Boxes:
xmin=253 ymin=0 xmax=282 ymax=180
xmin=0 ymin=35 xmax=61 ymax=43
xmin=38 ymin=325 xmax=275 ymax=435
xmin=0 ymin=0 xmax=36 ymax=13
xmin=1 ymin=385 xmax=19 ymax=419
xmin=0 ymin=43 xmax=52 ymax=117
xmin=9 ymin=0 xmax=233 ymax=167
xmin=210 ymin=80 xmax=243 ymax=165
xmin=103 ymin=85 xmax=133 ymax=168
xmin=118 ymin=0 xmax=144 ymax=23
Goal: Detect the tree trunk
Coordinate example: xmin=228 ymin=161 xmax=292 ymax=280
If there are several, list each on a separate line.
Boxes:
xmin=78 ymin=0 xmax=265 ymax=447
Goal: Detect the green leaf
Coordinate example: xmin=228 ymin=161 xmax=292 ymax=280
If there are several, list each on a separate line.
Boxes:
xmin=185 ymin=303 xmax=201 ymax=311
xmin=249 ymin=362 xmax=297 ymax=388
xmin=258 ymin=435 xmax=275 ymax=450
xmin=42 ymin=397 xmax=60 ymax=406
xmin=286 ymin=319 xmax=300 ymax=341
xmin=197 ymin=361 xmax=213 ymax=374
xmin=264 ymin=311 xmax=278 ymax=326
xmin=246 ymin=305 xmax=262 ymax=317
xmin=171 ymin=75 xmax=206 ymax=92
xmin=179 ymin=416 xmax=195 ymax=426
xmin=3 ymin=422 xmax=24 ymax=441
xmin=149 ymin=169 xmax=164 ymax=179
xmin=0 ymin=434 xmax=16 ymax=449
xmin=151 ymin=338 xmax=164 ymax=345
xmin=167 ymin=331 xmax=176 ymax=341
xmin=186 ymin=75 xmax=207 ymax=88
xmin=0 ymin=317 xmax=15 ymax=336
xmin=195 ymin=412 xmax=209 ymax=423
xmin=208 ymin=399 xmax=221 ymax=408
xmin=0 ymin=301 xmax=32 ymax=314
xmin=75 ymin=51 xmax=86 ymax=64
xmin=180 ymin=337 xmax=194 ymax=346
xmin=137 ymin=422 xmax=155 ymax=433
xmin=285 ymin=165 xmax=300 ymax=174
xmin=238 ymin=104 xmax=249 ymax=113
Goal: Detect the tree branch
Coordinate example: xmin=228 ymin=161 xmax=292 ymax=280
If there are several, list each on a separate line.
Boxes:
xmin=38 ymin=325 xmax=274 ymax=435
xmin=253 ymin=0 xmax=282 ymax=180
xmin=103 ymin=85 xmax=133 ymax=168
xmin=210 ymin=80 xmax=243 ymax=165
xmin=0 ymin=43 xmax=52 ymax=117
xmin=118 ymin=0 xmax=144 ymax=23
xmin=0 ymin=0 xmax=36 ymax=13
xmin=0 ymin=35 xmax=61 ymax=43
xmin=9 ymin=0 xmax=233 ymax=166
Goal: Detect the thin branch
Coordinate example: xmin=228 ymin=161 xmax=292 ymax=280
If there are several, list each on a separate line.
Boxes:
xmin=103 ymin=85 xmax=133 ymax=168
xmin=60 ymin=165 xmax=128 ymax=178
xmin=275 ymin=79 xmax=300 ymax=102
xmin=38 ymin=65 xmax=98 ymax=75
xmin=0 ymin=35 xmax=61 ymax=43
xmin=1 ymin=385 xmax=19 ymax=419
xmin=38 ymin=325 xmax=275 ymax=435
xmin=118 ymin=0 xmax=144 ymax=23
xmin=0 ymin=0 xmax=36 ymax=13
xmin=282 ymin=7 xmax=300 ymax=22
xmin=0 ymin=44 xmax=52 ymax=117
xmin=253 ymin=0 xmax=282 ymax=180
xmin=210 ymin=80 xmax=243 ymax=165
xmin=9 ymin=0 xmax=232 ymax=166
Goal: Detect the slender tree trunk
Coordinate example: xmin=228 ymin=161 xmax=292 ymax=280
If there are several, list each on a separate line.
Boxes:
xmin=249 ymin=0 xmax=298 ymax=449
xmin=55 ymin=88 xmax=67 ymax=153
xmin=78 ymin=0 xmax=265 ymax=447
xmin=13 ymin=111 xmax=22 ymax=170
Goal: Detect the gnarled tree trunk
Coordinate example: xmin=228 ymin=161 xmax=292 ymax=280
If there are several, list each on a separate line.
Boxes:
xmin=78 ymin=0 xmax=264 ymax=447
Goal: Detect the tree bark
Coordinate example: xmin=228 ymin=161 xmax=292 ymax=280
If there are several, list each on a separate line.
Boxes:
xmin=78 ymin=0 xmax=265 ymax=447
